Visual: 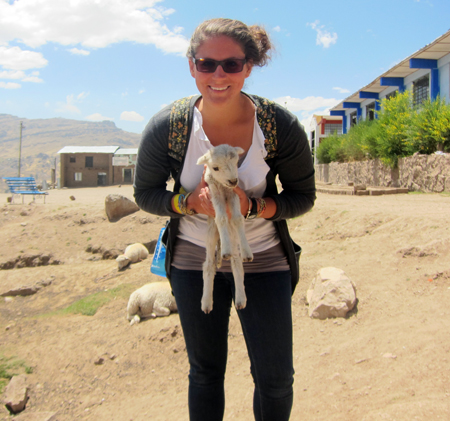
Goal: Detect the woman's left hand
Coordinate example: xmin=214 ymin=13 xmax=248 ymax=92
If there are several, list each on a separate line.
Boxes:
xmin=233 ymin=185 xmax=250 ymax=217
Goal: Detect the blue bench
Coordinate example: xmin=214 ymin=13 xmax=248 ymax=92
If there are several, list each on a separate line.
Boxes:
xmin=3 ymin=177 xmax=49 ymax=204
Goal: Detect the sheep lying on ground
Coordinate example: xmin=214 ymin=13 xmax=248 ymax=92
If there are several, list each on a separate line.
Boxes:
xmin=127 ymin=281 xmax=177 ymax=325
xmin=116 ymin=243 xmax=149 ymax=270
xmin=197 ymin=144 xmax=253 ymax=314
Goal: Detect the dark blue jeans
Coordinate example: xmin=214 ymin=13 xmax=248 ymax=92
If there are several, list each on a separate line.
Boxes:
xmin=170 ymin=267 xmax=294 ymax=421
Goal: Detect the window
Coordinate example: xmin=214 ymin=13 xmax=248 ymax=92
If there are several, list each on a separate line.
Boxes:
xmin=85 ymin=156 xmax=93 ymax=168
xmin=413 ymin=75 xmax=429 ymax=107
xmin=350 ymin=112 xmax=357 ymax=127
xmin=74 ymin=172 xmax=82 ymax=181
xmin=385 ymin=90 xmax=397 ymax=100
xmin=324 ymin=124 xmax=342 ymax=135
xmin=69 ymin=156 xmax=76 ymax=163
xmin=366 ymin=102 xmax=375 ymax=121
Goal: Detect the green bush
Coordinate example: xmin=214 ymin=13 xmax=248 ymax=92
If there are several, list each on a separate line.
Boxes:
xmin=410 ymin=95 xmax=450 ymax=153
xmin=316 ymin=91 xmax=450 ymax=168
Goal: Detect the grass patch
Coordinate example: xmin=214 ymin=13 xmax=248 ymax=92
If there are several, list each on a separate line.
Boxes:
xmin=0 ymin=355 xmax=33 ymax=394
xmin=54 ymin=284 xmax=136 ymax=317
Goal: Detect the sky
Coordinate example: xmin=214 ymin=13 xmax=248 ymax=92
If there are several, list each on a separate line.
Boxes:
xmin=1 ymin=0 xmax=450 ymax=135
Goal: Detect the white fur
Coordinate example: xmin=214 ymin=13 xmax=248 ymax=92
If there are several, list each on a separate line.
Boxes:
xmin=116 ymin=243 xmax=149 ymax=270
xmin=197 ymin=144 xmax=253 ymax=313
xmin=127 ymin=281 xmax=177 ymax=325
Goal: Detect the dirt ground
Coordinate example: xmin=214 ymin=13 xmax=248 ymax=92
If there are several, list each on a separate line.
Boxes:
xmin=0 ymin=185 xmax=449 ymax=420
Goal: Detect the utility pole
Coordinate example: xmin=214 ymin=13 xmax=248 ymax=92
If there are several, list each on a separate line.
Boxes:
xmin=18 ymin=121 xmax=24 ymax=177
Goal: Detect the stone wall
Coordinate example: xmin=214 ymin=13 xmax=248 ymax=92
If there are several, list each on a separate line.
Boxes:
xmin=315 ymin=153 xmax=450 ymax=192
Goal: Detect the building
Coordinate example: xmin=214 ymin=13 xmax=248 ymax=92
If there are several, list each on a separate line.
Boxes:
xmin=57 ymin=146 xmax=138 ymax=188
xmin=330 ymin=29 xmax=450 ymax=134
xmin=309 ymin=115 xmax=343 ymax=164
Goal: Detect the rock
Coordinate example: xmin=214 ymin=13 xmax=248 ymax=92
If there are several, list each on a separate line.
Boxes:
xmin=306 ymin=267 xmax=357 ymax=319
xmin=94 ymin=357 xmax=105 ymax=365
xmin=102 ymin=248 xmax=122 ymax=260
xmin=69 ymin=195 xmax=76 ymax=201
xmin=104 ymin=194 xmax=139 ymax=221
xmin=1 ymin=285 xmax=39 ymax=297
xmin=4 ymin=374 xmax=28 ymax=414
xmin=13 ymin=412 xmax=57 ymax=421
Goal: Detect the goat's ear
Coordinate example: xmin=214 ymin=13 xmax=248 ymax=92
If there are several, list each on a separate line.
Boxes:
xmin=235 ymin=147 xmax=245 ymax=156
xmin=197 ymin=151 xmax=210 ymax=166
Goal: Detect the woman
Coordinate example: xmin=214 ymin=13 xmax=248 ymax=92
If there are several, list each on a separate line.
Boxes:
xmin=134 ymin=18 xmax=316 ymax=421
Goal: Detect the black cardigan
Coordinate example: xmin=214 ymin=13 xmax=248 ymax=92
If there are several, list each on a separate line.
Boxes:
xmin=134 ymin=93 xmax=316 ymax=292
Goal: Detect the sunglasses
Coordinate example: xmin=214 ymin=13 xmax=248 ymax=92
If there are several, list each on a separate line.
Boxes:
xmin=194 ymin=58 xmax=247 ymax=73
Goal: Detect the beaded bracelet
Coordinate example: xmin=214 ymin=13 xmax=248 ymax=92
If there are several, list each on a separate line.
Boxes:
xmin=180 ymin=192 xmax=197 ymax=215
xmin=256 ymin=197 xmax=267 ymax=218
xmin=173 ymin=194 xmax=183 ymax=214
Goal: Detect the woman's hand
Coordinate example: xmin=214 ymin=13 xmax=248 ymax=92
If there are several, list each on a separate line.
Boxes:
xmin=188 ymin=166 xmax=215 ymax=217
xmin=233 ymin=185 xmax=250 ymax=217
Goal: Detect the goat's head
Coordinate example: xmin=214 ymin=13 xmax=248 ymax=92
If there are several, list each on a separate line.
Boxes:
xmin=197 ymin=144 xmax=244 ymax=188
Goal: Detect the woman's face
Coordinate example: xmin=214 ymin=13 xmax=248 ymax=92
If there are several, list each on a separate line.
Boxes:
xmin=189 ymin=35 xmax=253 ymax=105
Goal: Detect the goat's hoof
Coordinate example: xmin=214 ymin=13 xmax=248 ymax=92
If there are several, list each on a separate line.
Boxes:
xmin=222 ymin=253 xmax=231 ymax=260
xmin=235 ymin=301 xmax=247 ymax=311
xmin=201 ymin=299 xmax=213 ymax=314
xmin=242 ymin=256 xmax=253 ymax=262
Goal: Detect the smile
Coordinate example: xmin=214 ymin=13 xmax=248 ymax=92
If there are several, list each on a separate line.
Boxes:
xmin=210 ymin=86 xmax=229 ymax=91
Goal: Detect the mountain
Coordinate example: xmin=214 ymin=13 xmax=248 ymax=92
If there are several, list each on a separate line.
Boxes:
xmin=0 ymin=114 xmax=142 ymax=187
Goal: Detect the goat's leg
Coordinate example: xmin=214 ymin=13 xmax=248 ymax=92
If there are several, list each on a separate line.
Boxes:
xmin=230 ymin=256 xmax=246 ymax=310
xmin=229 ymin=194 xmax=253 ymax=262
xmin=202 ymin=218 xmax=220 ymax=314
xmin=228 ymin=222 xmax=247 ymax=310
xmin=211 ymin=194 xmax=233 ymax=260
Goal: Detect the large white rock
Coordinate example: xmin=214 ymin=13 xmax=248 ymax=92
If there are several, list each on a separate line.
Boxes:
xmin=4 ymin=374 xmax=28 ymax=414
xmin=306 ymin=267 xmax=357 ymax=319
xmin=105 ymin=194 xmax=139 ymax=221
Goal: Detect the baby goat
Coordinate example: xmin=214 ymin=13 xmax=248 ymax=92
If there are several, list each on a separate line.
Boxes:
xmin=197 ymin=144 xmax=253 ymax=313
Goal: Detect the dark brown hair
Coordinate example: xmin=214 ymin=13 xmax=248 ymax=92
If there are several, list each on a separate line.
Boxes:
xmin=187 ymin=18 xmax=272 ymax=67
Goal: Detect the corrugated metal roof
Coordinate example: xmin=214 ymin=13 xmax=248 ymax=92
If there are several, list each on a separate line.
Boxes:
xmin=114 ymin=148 xmax=138 ymax=155
xmin=57 ymin=146 xmax=119 ymax=154
xmin=331 ymin=29 xmax=450 ymax=112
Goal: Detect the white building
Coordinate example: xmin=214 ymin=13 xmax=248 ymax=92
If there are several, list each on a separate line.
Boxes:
xmin=330 ymin=30 xmax=450 ymax=133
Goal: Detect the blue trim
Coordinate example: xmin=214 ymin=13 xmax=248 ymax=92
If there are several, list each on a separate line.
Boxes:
xmin=431 ymin=68 xmax=440 ymax=100
xmin=409 ymin=58 xmax=438 ymax=69
xmin=359 ymin=91 xmax=379 ymax=99
xmin=330 ymin=110 xmax=346 ymax=133
xmin=380 ymin=77 xmax=405 ymax=93
xmin=342 ymin=102 xmax=361 ymax=109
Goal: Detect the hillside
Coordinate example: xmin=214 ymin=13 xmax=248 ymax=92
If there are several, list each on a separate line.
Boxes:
xmin=0 ymin=114 xmax=141 ymax=186
xmin=0 ymin=187 xmax=449 ymax=419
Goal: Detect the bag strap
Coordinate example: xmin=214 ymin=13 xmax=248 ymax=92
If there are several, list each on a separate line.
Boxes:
xmin=168 ymin=94 xmax=278 ymax=162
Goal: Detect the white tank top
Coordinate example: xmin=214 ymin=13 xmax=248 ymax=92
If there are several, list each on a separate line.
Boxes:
xmin=178 ymin=107 xmax=280 ymax=254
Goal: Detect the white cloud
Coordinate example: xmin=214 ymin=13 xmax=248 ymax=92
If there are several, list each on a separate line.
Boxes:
xmin=333 ymin=87 xmax=350 ymax=94
xmin=55 ymin=93 xmax=86 ymax=114
xmin=307 ymin=20 xmax=338 ymax=48
xmin=22 ymin=75 xmax=43 ymax=83
xmin=0 ymin=0 xmax=189 ymax=55
xmin=0 ymin=69 xmax=25 ymax=79
xmin=0 ymin=69 xmax=43 ymax=82
xmin=0 ymin=46 xmax=48 ymax=70
xmin=77 ymin=91 xmax=89 ymax=100
xmin=120 ymin=111 xmax=144 ymax=122
xmin=0 ymin=81 xmax=21 ymax=89
xmin=274 ymin=95 xmax=341 ymax=132
xmin=68 ymin=48 xmax=90 ymax=56
xmin=139 ymin=89 xmax=145 ymax=94
xmin=86 ymin=113 xmax=113 ymax=121
xmin=273 ymin=26 xmax=281 ymax=32
xmin=274 ymin=95 xmax=340 ymax=112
